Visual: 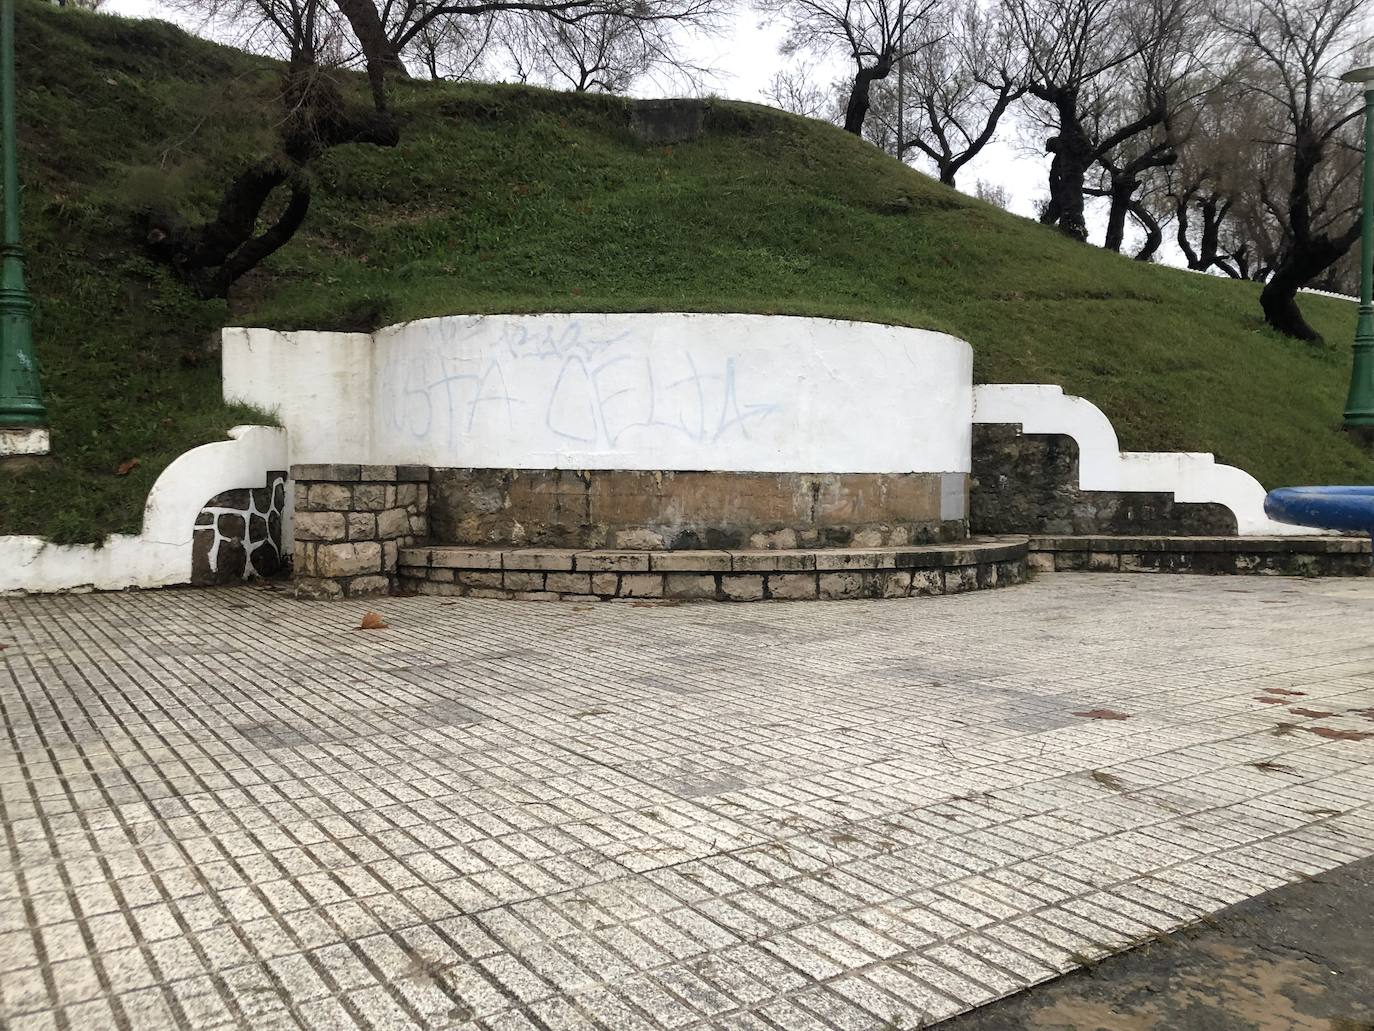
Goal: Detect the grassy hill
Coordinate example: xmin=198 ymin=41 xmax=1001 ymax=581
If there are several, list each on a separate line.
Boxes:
xmin=8 ymin=0 xmax=1372 ymax=543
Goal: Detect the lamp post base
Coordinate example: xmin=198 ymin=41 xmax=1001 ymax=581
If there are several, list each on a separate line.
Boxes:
xmin=1344 ymin=423 xmax=1374 ymax=447
xmin=0 ymin=424 xmax=48 ymax=456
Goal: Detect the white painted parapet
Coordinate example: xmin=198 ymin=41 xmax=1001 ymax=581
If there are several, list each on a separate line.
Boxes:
xmin=0 ymin=425 xmax=288 ymax=594
xmin=224 ymin=314 xmax=975 ymax=475
xmin=973 ymin=384 xmax=1323 ymax=536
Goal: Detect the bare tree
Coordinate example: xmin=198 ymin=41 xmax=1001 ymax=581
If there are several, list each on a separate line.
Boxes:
xmin=1083 ymin=0 xmax=1219 ymax=253
xmin=1008 ymin=0 xmax=1139 ymax=240
xmin=498 ymin=7 xmax=710 ymax=92
xmin=1220 ymin=0 xmax=1371 ymax=340
xmin=1153 ymin=79 xmax=1268 ymax=275
xmin=863 ymin=0 xmax=1023 ymax=186
xmin=148 ymin=0 xmax=727 ymax=295
xmin=974 ymin=178 xmax=1011 ymax=206
xmin=150 ymin=0 xmax=398 ymax=296
xmin=763 ymin=65 xmax=837 ymax=118
xmin=757 ymin=0 xmax=944 ymax=137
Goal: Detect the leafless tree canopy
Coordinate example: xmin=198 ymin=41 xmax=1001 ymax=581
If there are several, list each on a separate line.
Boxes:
xmin=755 ymin=0 xmax=944 ymax=135
xmin=146 ymin=0 xmax=728 ymax=295
xmin=860 ymin=0 xmax=1024 ymax=186
xmin=498 ymin=7 xmax=713 ymax=91
xmin=1215 ymin=0 xmax=1371 ymax=338
xmin=762 ymin=65 xmax=839 ymax=119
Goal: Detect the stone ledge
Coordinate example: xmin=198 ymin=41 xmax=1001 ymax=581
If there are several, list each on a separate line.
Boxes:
xmin=1028 ymin=534 xmax=1372 ymax=577
xmin=398 ymin=537 xmax=1030 ymax=575
xmin=291 ymin=463 xmax=429 ymax=483
xmin=396 ymin=537 xmax=1030 ymax=603
xmin=1030 ymin=534 xmax=1369 ymax=555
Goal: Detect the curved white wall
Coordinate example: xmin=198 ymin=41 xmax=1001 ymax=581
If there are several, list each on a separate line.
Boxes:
xmin=0 ymin=426 xmax=288 ymax=594
xmin=225 ymin=314 xmax=975 ymax=474
xmin=972 ymin=385 xmax=1327 ymax=537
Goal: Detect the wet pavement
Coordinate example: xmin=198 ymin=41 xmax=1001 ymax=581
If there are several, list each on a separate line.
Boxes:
xmin=938 ymin=851 xmax=1374 ymax=1030
xmin=1 ymin=573 xmax=1373 ymax=1029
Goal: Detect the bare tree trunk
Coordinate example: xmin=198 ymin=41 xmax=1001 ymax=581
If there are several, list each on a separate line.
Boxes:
xmin=147 ymin=158 xmax=312 ymax=299
xmin=1131 ymin=200 xmax=1162 ymax=261
xmin=147 ymin=49 xmax=397 ymax=295
xmin=1043 ymin=97 xmax=1092 ymax=242
xmin=844 ymin=57 xmax=891 ymax=136
xmin=1260 ymin=225 xmax=1359 ymax=341
xmin=332 ymin=0 xmax=400 ymax=109
xmin=1102 ymin=178 xmax=1135 ymax=253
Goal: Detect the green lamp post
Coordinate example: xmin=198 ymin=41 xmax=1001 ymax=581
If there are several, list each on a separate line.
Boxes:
xmin=1342 ymin=65 xmax=1374 ymax=433
xmin=0 ymin=0 xmax=46 ymax=436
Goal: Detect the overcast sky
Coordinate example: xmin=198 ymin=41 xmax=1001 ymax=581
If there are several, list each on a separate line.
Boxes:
xmin=102 ymin=0 xmax=1063 ymax=225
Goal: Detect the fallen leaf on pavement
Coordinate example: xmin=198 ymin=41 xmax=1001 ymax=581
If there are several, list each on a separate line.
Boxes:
xmin=356 ymin=611 xmax=387 ymax=630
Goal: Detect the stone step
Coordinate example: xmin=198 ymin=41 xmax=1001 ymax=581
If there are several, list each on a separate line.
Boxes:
xmin=1029 ymin=534 xmax=1372 ymax=576
xmin=398 ymin=537 xmax=1030 ymax=602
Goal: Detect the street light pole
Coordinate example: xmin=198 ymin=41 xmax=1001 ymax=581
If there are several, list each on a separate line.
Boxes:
xmin=0 ymin=0 xmax=46 ymax=442
xmin=1341 ymin=66 xmax=1374 ymax=433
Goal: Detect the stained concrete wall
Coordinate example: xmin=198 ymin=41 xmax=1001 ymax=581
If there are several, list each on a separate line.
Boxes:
xmin=428 ymin=468 xmax=968 ymax=550
xmin=223 ymin=313 xmax=975 ymax=476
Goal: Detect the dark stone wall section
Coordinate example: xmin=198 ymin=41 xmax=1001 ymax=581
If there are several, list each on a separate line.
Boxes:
xmin=971 ymin=424 xmax=1238 ymax=536
xmin=1029 ymin=535 xmax=1372 ymax=577
xmin=192 ymin=471 xmax=287 ymax=585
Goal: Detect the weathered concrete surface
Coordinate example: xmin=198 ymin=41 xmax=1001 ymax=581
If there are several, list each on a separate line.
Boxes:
xmin=429 ymin=467 xmax=965 ymax=550
xmin=937 ymin=852 xmax=1374 ymax=1030
xmin=628 ymin=98 xmax=708 ymax=143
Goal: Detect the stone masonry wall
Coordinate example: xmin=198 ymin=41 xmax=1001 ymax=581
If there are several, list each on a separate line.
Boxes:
xmin=971 ymin=425 xmax=1238 ymax=536
xmin=291 ymin=464 xmax=429 ymax=599
xmin=398 ymin=538 xmax=1028 ymax=603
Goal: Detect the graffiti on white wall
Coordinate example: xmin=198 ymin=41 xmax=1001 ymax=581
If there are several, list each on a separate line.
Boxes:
xmin=377 ymin=318 xmax=783 ymax=453
xmin=223 ymin=314 xmax=976 ymax=473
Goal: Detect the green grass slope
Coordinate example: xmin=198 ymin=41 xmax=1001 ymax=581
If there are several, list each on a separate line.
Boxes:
xmin=8 ymin=0 xmax=1372 ymax=542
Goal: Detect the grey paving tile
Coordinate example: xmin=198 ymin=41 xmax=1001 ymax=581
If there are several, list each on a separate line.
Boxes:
xmin=0 ymin=575 xmax=1372 ymax=1028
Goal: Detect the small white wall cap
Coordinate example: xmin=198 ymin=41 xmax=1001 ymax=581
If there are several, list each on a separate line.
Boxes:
xmin=0 ymin=426 xmax=50 ymax=457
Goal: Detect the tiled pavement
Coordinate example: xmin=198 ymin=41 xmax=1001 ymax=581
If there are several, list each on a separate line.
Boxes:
xmin=2 ymin=574 xmax=1373 ymax=1030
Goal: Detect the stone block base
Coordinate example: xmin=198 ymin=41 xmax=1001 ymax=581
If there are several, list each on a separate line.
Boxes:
xmin=291 ymin=464 xmax=430 ymax=599
xmin=1028 ymin=535 xmax=1372 ymax=577
xmin=397 ymin=538 xmax=1028 ymax=603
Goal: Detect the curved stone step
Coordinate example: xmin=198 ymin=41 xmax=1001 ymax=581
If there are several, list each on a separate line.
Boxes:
xmin=398 ymin=537 xmax=1029 ymax=602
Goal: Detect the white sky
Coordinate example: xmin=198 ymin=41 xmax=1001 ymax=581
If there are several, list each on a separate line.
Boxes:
xmin=102 ymin=0 xmax=1078 ymax=226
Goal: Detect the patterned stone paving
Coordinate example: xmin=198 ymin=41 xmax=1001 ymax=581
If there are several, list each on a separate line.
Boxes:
xmin=2 ymin=574 xmax=1373 ymax=1030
